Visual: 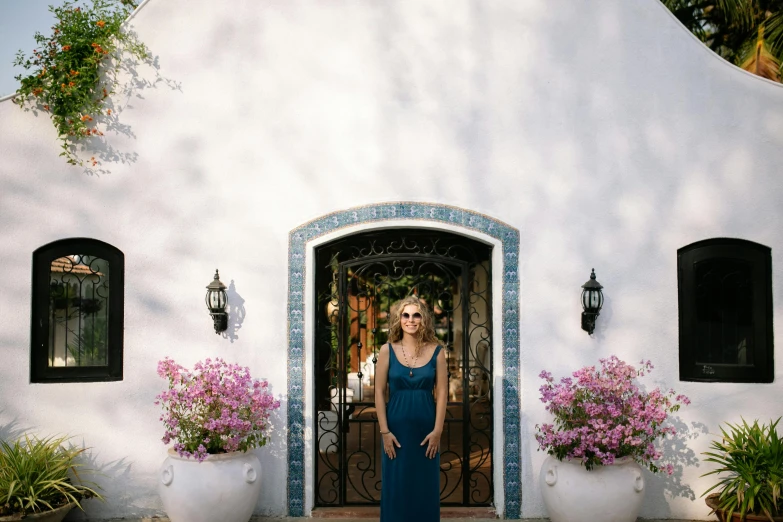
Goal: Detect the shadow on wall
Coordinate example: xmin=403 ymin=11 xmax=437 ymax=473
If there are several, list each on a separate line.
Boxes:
xmin=0 ymin=421 xmax=163 ymax=520
xmin=223 ymin=280 xmax=247 ymax=343
xmin=66 ymin=444 xmax=166 ymax=521
xmin=80 ymin=37 xmax=182 ymax=176
xmin=0 ymin=413 xmax=32 ymax=443
xmin=641 ymin=417 xmax=709 ymax=517
xmin=589 ymin=292 xmax=613 ymax=341
xmin=16 ymin=28 xmax=182 ymax=177
xmin=253 ymin=396 xmax=286 ymax=515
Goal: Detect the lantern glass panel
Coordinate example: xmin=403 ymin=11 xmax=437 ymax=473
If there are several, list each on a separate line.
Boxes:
xmin=582 ymin=289 xmax=603 ymax=312
xmin=208 ymin=289 xmax=226 ymax=310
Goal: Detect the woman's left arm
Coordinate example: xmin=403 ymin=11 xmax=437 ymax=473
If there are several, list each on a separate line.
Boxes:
xmin=422 ymin=348 xmax=448 ymax=459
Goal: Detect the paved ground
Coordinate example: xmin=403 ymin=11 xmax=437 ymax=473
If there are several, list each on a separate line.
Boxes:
xmin=113 ymin=517 xmax=712 ymax=522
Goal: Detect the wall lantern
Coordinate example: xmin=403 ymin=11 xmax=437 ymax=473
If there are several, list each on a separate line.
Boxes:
xmin=581 ymin=268 xmax=604 ymax=335
xmin=205 ymin=269 xmax=228 ymax=334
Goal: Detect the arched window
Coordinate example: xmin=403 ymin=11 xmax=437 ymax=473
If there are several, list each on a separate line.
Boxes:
xmin=31 ymin=238 xmax=124 ymax=383
xmin=678 ymin=238 xmax=773 ymax=383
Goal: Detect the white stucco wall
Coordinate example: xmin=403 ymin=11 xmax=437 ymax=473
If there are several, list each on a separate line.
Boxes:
xmin=0 ymin=0 xmax=782 ymax=519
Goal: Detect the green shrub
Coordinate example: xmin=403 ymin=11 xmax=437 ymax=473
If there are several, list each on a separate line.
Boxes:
xmin=0 ymin=434 xmax=102 ymax=516
xmin=702 ymin=418 xmax=783 ymax=522
xmin=13 ymin=0 xmax=148 ymax=167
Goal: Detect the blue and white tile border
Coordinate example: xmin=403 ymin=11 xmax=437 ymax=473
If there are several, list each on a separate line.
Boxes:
xmin=287 ymin=202 xmax=520 ymax=518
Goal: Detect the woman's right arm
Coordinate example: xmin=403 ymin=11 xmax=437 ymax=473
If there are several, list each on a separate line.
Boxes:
xmin=375 ymin=344 xmax=400 ymax=458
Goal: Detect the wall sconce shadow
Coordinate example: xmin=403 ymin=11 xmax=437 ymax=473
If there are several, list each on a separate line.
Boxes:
xmin=223 ymin=280 xmax=246 ymax=343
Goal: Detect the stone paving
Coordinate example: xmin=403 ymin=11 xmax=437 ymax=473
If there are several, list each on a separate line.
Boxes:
xmin=116 ymin=516 xmax=713 ymax=522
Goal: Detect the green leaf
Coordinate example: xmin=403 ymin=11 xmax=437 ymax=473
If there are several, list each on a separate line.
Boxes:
xmin=0 ymin=434 xmax=103 ymax=516
xmin=701 ymin=418 xmax=783 ymax=520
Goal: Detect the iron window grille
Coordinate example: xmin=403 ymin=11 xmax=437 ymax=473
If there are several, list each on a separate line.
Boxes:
xmin=31 ymin=238 xmax=124 ymax=383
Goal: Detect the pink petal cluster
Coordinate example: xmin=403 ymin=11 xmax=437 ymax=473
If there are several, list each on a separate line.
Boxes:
xmin=155 ymin=357 xmax=281 ymax=462
xmin=535 ymin=356 xmax=689 ymax=474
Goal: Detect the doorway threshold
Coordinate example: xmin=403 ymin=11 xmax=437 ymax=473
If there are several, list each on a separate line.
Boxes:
xmin=311 ymin=506 xmax=497 ymax=519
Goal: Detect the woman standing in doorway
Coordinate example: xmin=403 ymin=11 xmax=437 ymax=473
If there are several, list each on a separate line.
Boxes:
xmin=375 ymin=295 xmax=448 ymax=522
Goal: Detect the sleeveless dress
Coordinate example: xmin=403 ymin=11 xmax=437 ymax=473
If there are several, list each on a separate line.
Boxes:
xmin=380 ymin=343 xmax=441 ymax=522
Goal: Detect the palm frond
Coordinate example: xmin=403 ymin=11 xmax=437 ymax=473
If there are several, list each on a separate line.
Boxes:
xmin=740 ymin=27 xmax=782 ymax=81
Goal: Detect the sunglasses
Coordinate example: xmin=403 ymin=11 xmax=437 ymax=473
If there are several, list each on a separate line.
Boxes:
xmin=401 ymin=312 xmax=422 ymax=320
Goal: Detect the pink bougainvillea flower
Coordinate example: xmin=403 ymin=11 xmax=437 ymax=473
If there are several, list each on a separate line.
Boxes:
xmin=535 ymin=356 xmax=688 ymax=474
xmin=156 ymin=357 xmax=281 ymax=462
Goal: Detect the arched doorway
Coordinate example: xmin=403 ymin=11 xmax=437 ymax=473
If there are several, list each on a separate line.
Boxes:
xmin=313 ymin=229 xmax=493 ymax=507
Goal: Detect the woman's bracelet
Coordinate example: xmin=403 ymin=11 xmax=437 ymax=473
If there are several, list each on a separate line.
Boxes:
xmin=380 ymin=430 xmax=390 ymax=435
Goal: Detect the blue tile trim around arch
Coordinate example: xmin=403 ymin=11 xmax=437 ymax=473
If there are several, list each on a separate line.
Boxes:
xmin=286 ymin=202 xmax=520 ymax=518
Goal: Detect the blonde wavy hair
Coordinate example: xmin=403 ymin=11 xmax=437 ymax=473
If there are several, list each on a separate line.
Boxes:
xmin=388 ymin=296 xmax=439 ymax=353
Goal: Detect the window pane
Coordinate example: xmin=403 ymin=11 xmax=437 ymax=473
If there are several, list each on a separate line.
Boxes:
xmin=48 ymin=255 xmax=110 ymax=367
xmin=693 ymin=258 xmax=754 ymax=366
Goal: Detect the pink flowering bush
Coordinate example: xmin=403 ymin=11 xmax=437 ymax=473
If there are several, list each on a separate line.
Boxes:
xmin=535 ymin=356 xmax=690 ymax=473
xmin=156 ymin=357 xmax=280 ymax=462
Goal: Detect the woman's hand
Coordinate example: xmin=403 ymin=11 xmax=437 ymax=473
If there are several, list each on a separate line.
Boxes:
xmin=421 ymin=430 xmax=441 ymax=459
xmin=383 ymin=432 xmax=401 ymax=459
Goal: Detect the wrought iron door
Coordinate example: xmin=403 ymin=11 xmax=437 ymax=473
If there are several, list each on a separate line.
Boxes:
xmin=314 ymin=230 xmax=493 ymax=506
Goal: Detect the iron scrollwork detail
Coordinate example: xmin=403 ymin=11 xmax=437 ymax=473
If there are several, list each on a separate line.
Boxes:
xmin=314 ymin=230 xmax=493 ymax=507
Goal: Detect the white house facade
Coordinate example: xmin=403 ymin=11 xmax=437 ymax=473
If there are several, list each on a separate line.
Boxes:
xmin=0 ymin=0 xmax=781 ymax=519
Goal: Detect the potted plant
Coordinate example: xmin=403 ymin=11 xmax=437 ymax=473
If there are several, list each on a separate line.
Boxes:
xmin=702 ymin=418 xmax=783 ymax=522
xmin=0 ymin=434 xmax=102 ymax=522
xmin=535 ymin=356 xmax=689 ymax=522
xmin=155 ymin=357 xmax=280 ymax=522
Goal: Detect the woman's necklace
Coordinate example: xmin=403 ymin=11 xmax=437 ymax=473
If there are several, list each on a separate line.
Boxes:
xmin=400 ymin=342 xmax=419 ymax=378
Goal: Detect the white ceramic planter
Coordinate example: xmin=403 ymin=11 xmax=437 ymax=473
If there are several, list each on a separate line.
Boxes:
xmin=158 ymin=449 xmax=263 ymax=522
xmin=539 ymin=455 xmax=645 ymax=522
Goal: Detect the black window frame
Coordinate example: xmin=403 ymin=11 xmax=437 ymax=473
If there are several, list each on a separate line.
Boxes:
xmin=31 ymin=238 xmax=124 ymax=383
xmin=677 ymin=237 xmax=773 ymax=383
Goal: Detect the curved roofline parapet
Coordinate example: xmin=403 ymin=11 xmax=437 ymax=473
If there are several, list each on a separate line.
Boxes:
xmin=648 ymin=0 xmax=783 ymax=90
xmin=125 ymin=0 xmax=154 ymax=24
xmin=0 ymin=0 xmax=154 ymax=105
xmin=2 ymin=0 xmax=780 ymax=106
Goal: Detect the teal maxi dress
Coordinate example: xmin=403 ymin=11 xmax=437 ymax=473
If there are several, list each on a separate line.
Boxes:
xmin=380 ymin=343 xmax=441 ymax=522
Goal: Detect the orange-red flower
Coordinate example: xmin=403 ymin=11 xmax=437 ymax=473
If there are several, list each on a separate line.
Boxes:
xmin=96 ymin=20 xmax=106 ymax=28
xmin=106 ymin=109 xmax=112 ymax=115
xmin=68 ymin=81 xmax=75 ymax=87
xmin=43 ymin=105 xmax=49 ymax=111
xmin=62 ymin=45 xmax=71 ymax=51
